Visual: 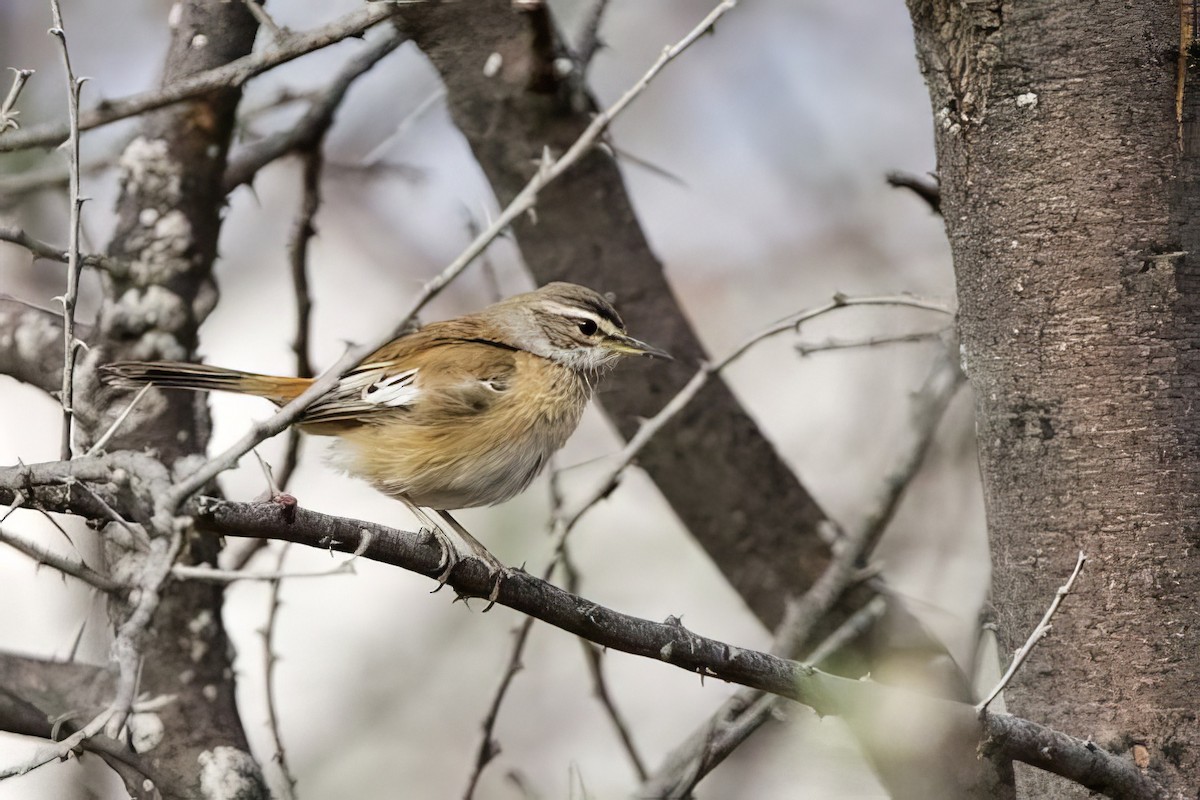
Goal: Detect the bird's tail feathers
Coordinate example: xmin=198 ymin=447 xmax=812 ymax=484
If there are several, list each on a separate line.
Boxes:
xmin=100 ymin=361 xmax=310 ymax=405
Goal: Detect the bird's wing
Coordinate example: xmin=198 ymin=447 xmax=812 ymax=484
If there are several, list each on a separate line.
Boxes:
xmin=299 ymin=324 xmax=518 ymax=428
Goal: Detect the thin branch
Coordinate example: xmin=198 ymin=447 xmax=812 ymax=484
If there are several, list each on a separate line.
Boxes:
xmin=224 ymin=30 xmax=405 ymax=192
xmin=171 ymin=560 xmax=353 ymax=583
xmin=795 ymin=328 xmax=947 ymax=357
xmin=262 ymin=545 xmax=297 ymax=800
xmin=0 ymin=704 xmax=115 ymax=780
xmin=0 ymin=224 xmax=123 ymax=274
xmin=0 ymin=68 xmax=35 ymax=132
xmin=575 ymin=0 xmax=612 ymax=73
xmin=0 ymin=4 xmax=398 ymax=153
xmin=242 ymin=0 xmax=286 ymax=43
xmin=159 ymin=0 xmax=742 ymax=517
xmin=462 ymin=466 xmax=565 ymax=799
xmin=562 ymin=549 xmax=647 ymax=781
xmin=560 ymin=294 xmax=954 ymax=535
xmin=48 ymin=0 xmax=86 ymax=460
xmin=886 ymin=170 xmax=941 ymax=214
xmin=463 ymin=615 xmax=537 ymax=800
xmin=976 ymin=552 xmax=1087 ymax=713
xmin=86 ymin=384 xmax=151 ymax=457
xmin=0 ymin=523 xmax=123 ymax=593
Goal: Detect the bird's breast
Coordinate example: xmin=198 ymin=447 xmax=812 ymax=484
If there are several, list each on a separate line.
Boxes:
xmin=327 ymin=359 xmax=589 ymax=510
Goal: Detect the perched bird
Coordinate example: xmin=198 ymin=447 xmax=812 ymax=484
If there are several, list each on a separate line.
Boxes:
xmin=101 ymin=282 xmax=670 ymax=599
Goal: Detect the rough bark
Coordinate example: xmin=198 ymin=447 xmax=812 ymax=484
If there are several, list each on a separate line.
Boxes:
xmin=907 ymin=0 xmax=1197 ymax=795
xmin=400 ymin=1 xmax=832 ymax=629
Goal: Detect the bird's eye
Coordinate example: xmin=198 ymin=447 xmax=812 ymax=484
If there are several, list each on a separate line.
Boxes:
xmin=576 ymin=318 xmax=598 ymax=336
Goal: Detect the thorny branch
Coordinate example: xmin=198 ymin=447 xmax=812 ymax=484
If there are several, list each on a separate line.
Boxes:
xmin=0 ymin=458 xmax=1165 ymax=798
xmin=48 ymin=0 xmax=87 ymax=461
xmin=0 ymin=3 xmax=398 ymax=153
xmin=0 ymin=68 xmax=34 ymax=133
xmin=224 ymin=29 xmax=405 ymax=193
xmin=0 ymin=224 xmax=122 ymax=274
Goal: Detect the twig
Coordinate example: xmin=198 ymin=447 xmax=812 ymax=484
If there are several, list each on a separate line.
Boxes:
xmin=224 ymin=30 xmax=405 ymax=192
xmin=0 ymin=224 xmax=123 ymax=274
xmin=160 ymin=0 xmax=742 ymax=516
xmin=976 ymin=552 xmax=1087 ymax=713
xmin=48 ymin=0 xmax=87 ymax=460
xmin=0 ymin=705 xmax=115 ymax=779
xmin=463 ymin=615 xmax=538 ymax=800
xmin=257 ymin=141 xmax=325 ymax=800
xmin=560 ymin=294 xmax=953 ymax=535
xmin=461 ymin=466 xmax=565 ymax=799
xmin=242 ymin=0 xmax=287 ymax=43
xmin=86 ymin=384 xmax=151 ymax=456
xmin=0 ymin=524 xmax=123 ymax=593
xmin=562 ymin=549 xmax=647 ymax=781
xmin=575 ymin=0 xmax=612 ymax=73
xmin=795 ymin=329 xmax=946 ymax=357
xmin=171 ymin=561 xmax=353 ymax=583
xmin=0 ymin=68 xmax=34 ymax=132
xmin=886 ymin=170 xmax=941 ymax=214
xmin=70 ymin=479 xmax=151 ymax=550
xmin=262 ymin=544 xmax=297 ymax=800
xmin=0 ymin=4 xmax=398 ymax=153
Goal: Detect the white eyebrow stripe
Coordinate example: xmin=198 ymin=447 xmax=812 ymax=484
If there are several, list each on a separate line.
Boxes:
xmin=539 ymin=302 xmax=622 ymax=335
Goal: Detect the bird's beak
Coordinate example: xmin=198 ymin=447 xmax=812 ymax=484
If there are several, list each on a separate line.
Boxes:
xmin=605 ymin=332 xmax=673 ymax=360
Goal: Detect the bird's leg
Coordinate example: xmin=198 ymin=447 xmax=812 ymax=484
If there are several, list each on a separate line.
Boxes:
xmin=400 ymin=499 xmax=457 ymax=585
xmin=434 ymin=509 xmax=512 ymax=611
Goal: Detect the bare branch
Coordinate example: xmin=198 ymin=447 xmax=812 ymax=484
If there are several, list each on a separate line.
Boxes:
xmin=242 ymin=0 xmax=287 ymax=43
xmin=0 ymin=523 xmax=123 ymax=593
xmin=48 ymin=0 xmax=87 ymax=460
xmin=562 ymin=550 xmax=647 ymax=781
xmin=0 ymin=4 xmax=398 ymax=153
xmin=261 ymin=544 xmax=297 ymax=800
xmin=0 ymin=68 xmax=34 ymax=132
xmin=0 ymin=225 xmax=123 ymax=273
xmin=795 ymin=329 xmax=947 ymax=357
xmin=172 ymin=560 xmax=353 ymax=583
xmin=224 ymin=30 xmax=405 ymax=192
xmin=886 ymin=170 xmax=941 ymax=214
xmin=575 ymin=0 xmax=612 ymax=73
xmin=463 ymin=615 xmax=536 ymax=800
xmin=977 ymin=552 xmax=1087 ymax=713
xmin=560 ymin=295 xmax=954 ymax=535
xmin=86 ymin=384 xmax=151 ymax=457
xmin=0 ymin=704 xmax=115 ymax=780
xmin=0 ymin=297 xmax=72 ymax=393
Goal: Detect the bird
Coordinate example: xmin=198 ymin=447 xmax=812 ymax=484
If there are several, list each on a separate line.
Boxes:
xmin=100 ymin=282 xmax=671 ymax=602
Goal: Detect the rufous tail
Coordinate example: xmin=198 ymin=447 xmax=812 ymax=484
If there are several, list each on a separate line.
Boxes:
xmin=100 ymin=361 xmax=311 ymax=406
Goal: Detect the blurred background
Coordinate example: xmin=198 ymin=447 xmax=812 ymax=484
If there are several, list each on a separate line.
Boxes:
xmin=0 ymin=0 xmax=987 ymax=797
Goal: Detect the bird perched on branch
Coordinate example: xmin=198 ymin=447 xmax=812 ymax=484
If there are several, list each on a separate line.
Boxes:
xmin=101 ymin=282 xmax=670 ymax=602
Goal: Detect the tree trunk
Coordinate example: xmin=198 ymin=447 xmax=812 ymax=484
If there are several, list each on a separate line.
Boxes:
xmin=907 ymin=1 xmax=1198 ymax=795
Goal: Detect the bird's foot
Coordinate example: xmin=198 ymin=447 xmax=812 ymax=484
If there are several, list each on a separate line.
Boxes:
xmin=425 ymin=525 xmax=460 ymax=591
